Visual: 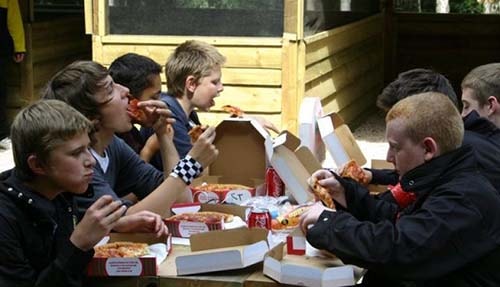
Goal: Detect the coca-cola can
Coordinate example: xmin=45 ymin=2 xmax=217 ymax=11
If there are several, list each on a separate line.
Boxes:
xmin=248 ymin=208 xmax=272 ymax=230
xmin=265 ymin=167 xmax=285 ymax=197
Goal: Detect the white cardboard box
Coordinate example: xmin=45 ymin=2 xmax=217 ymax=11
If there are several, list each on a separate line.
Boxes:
xmin=264 ymin=242 xmax=358 ymax=287
xmin=317 ymin=113 xmax=366 ymax=168
xmin=265 ymin=131 xmax=323 ymax=204
xmin=298 ymin=97 xmax=325 ymax=163
xmin=175 ymin=228 xmax=269 ymax=275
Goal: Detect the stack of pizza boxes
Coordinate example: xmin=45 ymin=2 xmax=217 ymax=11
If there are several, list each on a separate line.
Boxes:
xmin=190 ymin=118 xmax=269 ymax=204
xmin=87 ymin=233 xmax=172 ymax=277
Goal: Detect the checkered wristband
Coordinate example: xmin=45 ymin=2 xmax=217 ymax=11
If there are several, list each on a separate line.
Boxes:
xmin=170 ymin=155 xmax=203 ymax=185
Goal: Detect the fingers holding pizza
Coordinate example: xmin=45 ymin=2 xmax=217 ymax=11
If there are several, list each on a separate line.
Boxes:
xmin=308 ymin=169 xmax=347 ymax=208
xmin=187 ymin=126 xmax=218 ymax=168
xmin=337 ymin=160 xmax=371 ymax=186
xmin=127 ymin=98 xmax=175 ymax=128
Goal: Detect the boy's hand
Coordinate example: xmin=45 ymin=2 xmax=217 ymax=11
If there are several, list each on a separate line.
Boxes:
xmin=309 ymin=169 xmax=347 ymax=208
xmin=187 ymin=126 xmax=219 ymax=168
xmin=299 ymin=201 xmax=332 ymax=234
xmin=136 ymin=100 xmax=175 ymax=129
xmin=113 ymin=210 xmax=169 ymax=238
xmin=70 ymin=195 xmax=126 ymax=251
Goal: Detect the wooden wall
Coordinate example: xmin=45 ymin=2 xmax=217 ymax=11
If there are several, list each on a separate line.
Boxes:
xmin=6 ymin=16 xmax=91 ymax=121
xmin=304 ymin=15 xmax=384 ymax=125
xmin=390 ymin=13 xmax=500 ymax=96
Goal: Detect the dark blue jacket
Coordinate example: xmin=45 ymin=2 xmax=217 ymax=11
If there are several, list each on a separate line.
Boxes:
xmin=308 ymin=146 xmax=500 ymax=286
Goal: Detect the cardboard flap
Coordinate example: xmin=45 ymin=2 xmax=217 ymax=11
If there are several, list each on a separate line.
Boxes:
xmin=266 ymin=242 xmax=285 ymax=260
xmin=295 ymin=146 xmax=322 ymax=174
xmin=279 ymin=131 xmax=301 ymax=151
xmin=318 ymin=113 xmax=366 ymax=167
xmin=189 ymin=227 xmax=268 ymax=252
xmin=212 ymin=118 xmax=267 ymax=184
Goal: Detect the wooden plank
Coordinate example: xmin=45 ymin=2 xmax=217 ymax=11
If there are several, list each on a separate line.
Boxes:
xmin=100 ymin=35 xmax=283 ymax=47
xmin=93 ymin=35 xmax=104 ymax=64
xmin=156 ymin=68 xmax=281 ymax=87
xmin=280 ymin=34 xmax=300 ymax=133
xmin=305 ymin=36 xmax=381 ymax=83
xmin=84 ymin=0 xmax=93 ymax=34
xmin=97 ymin=0 xmax=106 ymax=36
xmin=305 ymin=15 xmax=382 ymax=65
xmin=338 ymin=88 xmax=379 ymax=125
xmin=322 ymin=67 xmax=383 ymax=113
xmin=99 ymin=44 xmax=283 ymax=69
xmin=305 ymin=44 xmax=383 ymax=98
xmin=284 ymin=0 xmax=299 ymax=34
xmin=216 ymin=86 xmax=281 ymax=113
xmin=32 ymin=39 xmax=90 ymax=64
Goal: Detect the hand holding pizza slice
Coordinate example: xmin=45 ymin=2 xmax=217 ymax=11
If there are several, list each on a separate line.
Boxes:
xmin=307 ymin=177 xmax=335 ymax=209
xmin=339 ymin=160 xmax=371 ymax=186
xmin=188 ymin=125 xmax=208 ymax=143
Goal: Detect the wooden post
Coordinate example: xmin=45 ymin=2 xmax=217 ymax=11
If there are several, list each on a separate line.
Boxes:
xmin=282 ymin=0 xmax=305 ymax=134
xmin=382 ymin=0 xmax=396 ymax=85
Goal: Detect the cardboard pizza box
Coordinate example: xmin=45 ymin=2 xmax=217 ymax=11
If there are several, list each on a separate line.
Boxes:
xmin=317 ymin=113 xmax=366 ymax=168
xmin=265 ymin=131 xmax=322 ymax=204
xmin=191 ymin=118 xmax=268 ymax=204
xmin=87 ymin=233 xmax=172 ymax=277
xmin=263 ymin=242 xmax=360 ymax=287
xmin=190 ymin=178 xmax=256 ymax=205
xmin=175 ymin=227 xmax=269 ymax=275
xmin=165 ymin=203 xmax=250 ymax=238
xmin=298 ymin=97 xmax=325 ymax=163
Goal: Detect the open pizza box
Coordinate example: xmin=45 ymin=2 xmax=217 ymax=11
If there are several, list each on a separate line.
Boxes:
xmin=263 ymin=241 xmax=363 ymax=287
xmin=165 ymin=202 xmax=250 ymax=238
xmin=298 ymin=97 xmax=325 ymax=163
xmin=265 ymin=131 xmax=322 ymax=204
xmin=317 ymin=112 xmax=366 ymax=168
xmin=190 ymin=118 xmax=268 ymax=205
xmin=87 ymin=233 xmax=172 ymax=277
xmin=175 ymin=227 xmax=270 ymax=275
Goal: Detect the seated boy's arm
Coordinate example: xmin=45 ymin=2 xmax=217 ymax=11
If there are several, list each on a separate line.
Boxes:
xmin=0 ymin=215 xmax=93 ymax=287
xmin=368 ymin=168 xmax=399 ymax=186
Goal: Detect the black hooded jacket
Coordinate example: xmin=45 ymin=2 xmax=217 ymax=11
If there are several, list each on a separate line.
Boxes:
xmin=307 ymin=146 xmax=500 ymax=286
xmin=0 ymin=169 xmax=93 ymax=287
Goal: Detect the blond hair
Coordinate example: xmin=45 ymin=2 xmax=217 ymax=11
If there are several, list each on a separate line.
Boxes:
xmin=166 ymin=40 xmax=226 ymax=97
xmin=386 ymin=92 xmax=463 ymax=153
xmin=11 ymin=100 xmax=92 ymax=180
xmin=461 ymin=63 xmax=500 ymax=106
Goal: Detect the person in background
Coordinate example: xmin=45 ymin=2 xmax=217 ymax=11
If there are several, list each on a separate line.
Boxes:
xmin=0 ymin=100 xmax=168 ymax=287
xmin=344 ymin=68 xmax=500 ymax=208
xmin=0 ymin=0 xmax=25 ymax=141
xmin=142 ymin=40 xmax=279 ymax=170
xmin=109 ymin=53 xmax=178 ymax=171
xmin=301 ymin=92 xmax=500 ymax=287
xmin=42 ymin=60 xmax=218 ymax=218
xmin=461 ymin=63 xmax=500 ymax=127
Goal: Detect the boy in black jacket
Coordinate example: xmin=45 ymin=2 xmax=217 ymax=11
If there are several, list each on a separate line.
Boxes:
xmin=301 ymin=92 xmax=500 ymax=286
xmin=0 ymin=100 xmax=167 ymax=287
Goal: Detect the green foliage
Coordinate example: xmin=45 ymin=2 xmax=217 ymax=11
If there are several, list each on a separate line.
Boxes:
xmin=450 ymin=0 xmax=484 ymax=13
xmin=173 ymin=0 xmax=281 ymax=9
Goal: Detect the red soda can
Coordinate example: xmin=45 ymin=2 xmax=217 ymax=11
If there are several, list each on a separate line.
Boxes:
xmin=265 ymin=167 xmax=285 ymax=197
xmin=248 ymin=208 xmax=272 ymax=229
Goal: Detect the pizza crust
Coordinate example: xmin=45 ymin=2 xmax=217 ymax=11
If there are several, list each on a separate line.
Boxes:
xmin=307 ymin=177 xmax=335 ymax=209
xmin=166 ymin=211 xmax=234 ymax=224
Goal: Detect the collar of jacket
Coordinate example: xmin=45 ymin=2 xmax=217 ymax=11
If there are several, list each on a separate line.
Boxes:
xmin=463 ymin=110 xmax=499 ymax=135
xmin=0 ymin=168 xmax=72 ymax=226
xmin=399 ymin=145 xmax=476 ymax=195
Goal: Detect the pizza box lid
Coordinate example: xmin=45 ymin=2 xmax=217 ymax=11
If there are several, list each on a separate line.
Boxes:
xmin=317 ymin=112 xmax=366 ymax=168
xmin=265 ymin=131 xmax=322 ymax=204
xmin=298 ymin=97 xmax=325 ymax=163
xmin=208 ymin=118 xmax=268 ymax=185
xmin=174 ymin=228 xmax=270 ymax=275
xmin=263 ymin=242 xmax=361 ymax=287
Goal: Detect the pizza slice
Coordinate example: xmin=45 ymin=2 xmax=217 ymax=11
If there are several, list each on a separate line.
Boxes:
xmin=94 ymin=241 xmax=149 ymax=258
xmin=221 ymin=105 xmax=244 ymax=118
xmin=127 ymin=98 xmax=148 ymax=124
xmin=166 ymin=211 xmax=234 ymax=224
xmin=188 ymin=125 xmax=208 ymax=143
xmin=307 ymin=177 xmax=335 ymax=209
xmin=340 ymin=160 xmax=370 ymax=186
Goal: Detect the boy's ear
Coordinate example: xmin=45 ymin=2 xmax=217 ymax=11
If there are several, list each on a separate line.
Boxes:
xmin=27 ymin=154 xmax=47 ymax=176
xmin=185 ymin=75 xmax=197 ymax=94
xmin=422 ymin=137 xmax=438 ymax=162
xmin=487 ymin=96 xmax=499 ymax=114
